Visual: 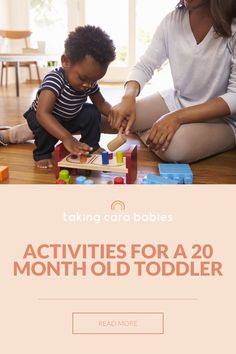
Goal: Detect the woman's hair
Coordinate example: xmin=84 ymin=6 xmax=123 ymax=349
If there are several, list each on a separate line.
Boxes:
xmin=65 ymin=25 xmax=116 ymax=66
xmin=176 ymin=0 xmax=236 ymax=37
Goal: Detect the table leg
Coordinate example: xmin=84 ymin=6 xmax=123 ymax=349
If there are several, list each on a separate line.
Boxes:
xmin=15 ymin=61 xmax=19 ymax=96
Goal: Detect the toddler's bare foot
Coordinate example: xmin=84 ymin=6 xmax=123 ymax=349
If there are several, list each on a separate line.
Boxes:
xmin=35 ymin=159 xmax=54 ymax=169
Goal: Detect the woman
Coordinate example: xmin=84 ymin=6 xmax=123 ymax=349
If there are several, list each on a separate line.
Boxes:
xmin=108 ymin=0 xmax=236 ymax=162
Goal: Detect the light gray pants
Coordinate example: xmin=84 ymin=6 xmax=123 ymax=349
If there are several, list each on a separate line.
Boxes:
xmin=9 ymin=122 xmax=34 ymax=143
xmin=132 ymin=92 xmax=236 ymax=162
xmin=9 ymin=92 xmax=236 ymax=163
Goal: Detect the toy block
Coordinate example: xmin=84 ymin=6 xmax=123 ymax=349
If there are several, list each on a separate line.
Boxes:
xmin=159 ymin=163 xmax=193 ymax=184
xmin=0 ymin=166 xmax=9 ymax=182
xmin=142 ymin=174 xmax=180 ymax=184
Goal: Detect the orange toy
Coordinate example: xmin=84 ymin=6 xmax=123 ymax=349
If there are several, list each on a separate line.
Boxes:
xmin=0 ymin=166 xmax=9 ymax=182
xmin=80 ymin=154 xmax=87 ymax=163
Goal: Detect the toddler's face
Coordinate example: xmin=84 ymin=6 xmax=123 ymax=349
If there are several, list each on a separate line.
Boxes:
xmin=62 ymin=55 xmax=107 ymax=92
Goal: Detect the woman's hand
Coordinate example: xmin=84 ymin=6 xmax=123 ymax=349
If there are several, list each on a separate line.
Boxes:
xmin=146 ymin=112 xmax=181 ymax=151
xmin=108 ymin=96 xmax=136 ymax=134
xmin=62 ymin=135 xmax=92 ymax=154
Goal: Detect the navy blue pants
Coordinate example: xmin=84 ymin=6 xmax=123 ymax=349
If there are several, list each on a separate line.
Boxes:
xmin=24 ymin=103 xmax=101 ymax=161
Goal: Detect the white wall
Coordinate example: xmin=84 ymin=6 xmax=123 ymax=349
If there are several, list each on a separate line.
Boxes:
xmin=0 ymin=0 xmax=29 ymax=30
xmin=0 ymin=0 xmax=10 ymax=29
xmin=0 ymin=0 xmax=10 ymax=52
xmin=0 ymin=0 xmax=30 ymax=53
xmin=0 ymin=0 xmax=34 ymax=84
xmin=8 ymin=0 xmax=29 ymax=30
xmin=7 ymin=0 xmax=30 ymax=53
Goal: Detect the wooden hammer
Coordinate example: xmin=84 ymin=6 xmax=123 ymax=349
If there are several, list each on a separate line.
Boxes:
xmin=107 ymin=127 xmax=127 ymax=152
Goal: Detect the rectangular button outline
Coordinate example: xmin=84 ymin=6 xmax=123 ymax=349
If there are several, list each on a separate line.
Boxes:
xmin=72 ymin=312 xmax=164 ymax=335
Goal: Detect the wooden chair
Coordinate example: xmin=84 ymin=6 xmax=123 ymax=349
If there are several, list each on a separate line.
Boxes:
xmin=0 ymin=30 xmax=41 ymax=86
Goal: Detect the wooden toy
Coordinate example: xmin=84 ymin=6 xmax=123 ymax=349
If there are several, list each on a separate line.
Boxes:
xmin=102 ymin=151 xmax=109 ymax=164
xmin=59 ymin=169 xmax=71 ymax=184
xmin=0 ymin=166 xmax=9 ymax=182
xmin=54 ymin=143 xmax=137 ymax=184
xmin=114 ymin=176 xmax=125 ymax=184
xmin=79 ymin=154 xmax=87 ymax=163
xmin=107 ymin=127 xmax=127 ymax=151
xmin=116 ymin=151 xmax=123 ymax=164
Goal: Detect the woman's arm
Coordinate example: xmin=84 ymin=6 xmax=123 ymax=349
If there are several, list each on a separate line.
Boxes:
xmin=176 ymin=97 xmax=231 ymax=124
xmin=108 ymin=16 xmax=169 ymax=134
xmin=147 ymin=97 xmax=231 ymax=151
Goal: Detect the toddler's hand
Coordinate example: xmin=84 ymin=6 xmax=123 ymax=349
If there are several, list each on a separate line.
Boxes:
xmin=62 ymin=136 xmax=92 ymax=154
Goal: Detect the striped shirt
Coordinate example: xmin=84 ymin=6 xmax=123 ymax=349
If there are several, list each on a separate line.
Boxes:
xmin=31 ymin=67 xmax=99 ymax=120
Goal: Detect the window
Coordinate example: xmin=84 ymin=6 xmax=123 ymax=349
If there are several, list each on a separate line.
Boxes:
xmin=76 ymin=0 xmax=177 ymax=82
xmin=29 ymin=0 xmax=68 ymax=54
xmin=85 ymin=0 xmax=129 ymax=66
xmin=136 ymin=0 xmax=177 ymax=60
xmin=28 ymin=0 xmax=178 ymax=82
xmin=135 ymin=0 xmax=177 ymax=89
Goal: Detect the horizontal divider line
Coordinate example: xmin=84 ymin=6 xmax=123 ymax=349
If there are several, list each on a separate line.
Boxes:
xmin=38 ymin=298 xmax=198 ymax=301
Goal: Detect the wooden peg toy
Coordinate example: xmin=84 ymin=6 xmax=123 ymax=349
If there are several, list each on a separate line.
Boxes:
xmin=116 ymin=151 xmax=123 ymax=164
xmin=107 ymin=127 xmax=127 ymax=151
xmin=102 ymin=151 xmax=109 ymax=164
xmin=55 ymin=143 xmax=138 ymax=184
xmin=80 ymin=154 xmax=87 ymax=163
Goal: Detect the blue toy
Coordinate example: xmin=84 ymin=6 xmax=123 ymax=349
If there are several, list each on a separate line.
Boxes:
xmin=142 ymin=174 xmax=180 ymax=184
xmin=76 ymin=176 xmax=87 ymax=184
xmin=76 ymin=176 xmax=94 ymax=184
xmin=102 ymin=151 xmax=109 ymax=165
xmin=158 ymin=163 xmax=193 ymax=184
xmin=83 ymin=179 xmax=95 ymax=184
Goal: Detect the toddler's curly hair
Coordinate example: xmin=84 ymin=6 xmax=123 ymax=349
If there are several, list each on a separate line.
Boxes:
xmin=65 ymin=25 xmax=116 ymax=65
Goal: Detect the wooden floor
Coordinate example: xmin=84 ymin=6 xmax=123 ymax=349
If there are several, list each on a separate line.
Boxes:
xmin=0 ymin=83 xmax=236 ymax=184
